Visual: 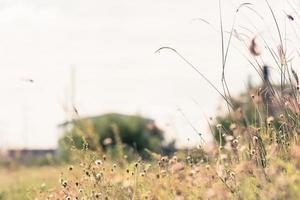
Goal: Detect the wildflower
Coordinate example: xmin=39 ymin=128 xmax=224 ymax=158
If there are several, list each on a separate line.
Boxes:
xmin=229 ymin=123 xmax=237 ymax=131
xmin=65 ymin=196 xmax=71 ymax=200
xmin=140 ymin=172 xmax=145 ymax=177
xmin=267 ymin=116 xmax=274 ymax=126
xmin=103 ymin=137 xmax=112 ymax=145
xmin=83 ymin=143 xmax=88 ymax=149
xmin=220 ymin=154 xmax=228 ymax=160
xmin=172 ymin=156 xmax=178 ymax=162
xmin=232 ymin=139 xmax=238 ymax=145
xmin=205 ymin=164 xmax=210 ymax=170
xmin=161 ymin=156 xmax=168 ymax=162
xmin=95 ymin=193 xmax=102 ymax=198
xmin=80 ymin=162 xmax=85 ymax=167
xmin=225 ymin=135 xmax=234 ymax=143
xmin=216 ymin=124 xmax=222 ymax=129
xmin=188 ymin=170 xmax=196 ymax=176
xmin=40 ymin=183 xmax=46 ymax=189
xmin=280 ymin=114 xmax=284 ymax=119
xmin=95 ymin=173 xmax=101 ymax=181
xmin=85 ymin=170 xmax=90 ymax=177
xmin=253 ymin=136 xmax=258 ymax=142
xmin=103 ymin=155 xmax=107 ymax=160
xmin=62 ymin=180 xmax=68 ymax=188
xmin=78 ymin=189 xmax=83 ymax=193
xmin=95 ymin=160 xmax=102 ymax=165
xmin=284 ymin=101 xmax=289 ymax=107
xmin=113 ymin=164 xmax=117 ymax=168
xmin=68 ymin=165 xmax=74 ymax=171
xmin=229 ymin=171 xmax=235 ymax=179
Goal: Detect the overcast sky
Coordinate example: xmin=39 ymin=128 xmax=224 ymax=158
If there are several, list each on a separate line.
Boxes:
xmin=0 ymin=0 xmax=292 ymax=148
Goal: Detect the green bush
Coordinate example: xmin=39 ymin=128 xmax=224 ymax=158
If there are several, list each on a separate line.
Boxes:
xmin=58 ymin=113 xmax=174 ymax=159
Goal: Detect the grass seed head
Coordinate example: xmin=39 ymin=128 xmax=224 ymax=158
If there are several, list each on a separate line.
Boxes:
xmin=249 ymin=37 xmax=261 ymax=56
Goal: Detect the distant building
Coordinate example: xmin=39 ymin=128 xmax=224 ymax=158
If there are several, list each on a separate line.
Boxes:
xmin=0 ymin=149 xmax=57 ymax=161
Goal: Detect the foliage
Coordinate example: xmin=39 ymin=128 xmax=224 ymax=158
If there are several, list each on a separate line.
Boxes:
xmin=59 ymin=113 xmax=174 ymax=160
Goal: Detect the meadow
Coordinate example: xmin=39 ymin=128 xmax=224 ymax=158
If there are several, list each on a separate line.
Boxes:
xmin=3 ymin=1 xmax=300 ymax=200
xmin=2 ymin=140 xmax=300 ymax=200
xmin=0 ymin=166 xmax=62 ymax=199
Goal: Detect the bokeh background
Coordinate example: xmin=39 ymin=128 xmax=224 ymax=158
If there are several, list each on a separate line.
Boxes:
xmin=0 ymin=0 xmax=286 ymax=149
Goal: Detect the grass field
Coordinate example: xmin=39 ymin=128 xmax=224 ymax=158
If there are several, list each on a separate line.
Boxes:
xmin=0 ymin=166 xmax=62 ymax=200
xmin=2 ymin=142 xmax=300 ymax=200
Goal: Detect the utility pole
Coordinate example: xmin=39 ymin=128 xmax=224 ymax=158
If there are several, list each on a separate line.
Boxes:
xmin=70 ymin=65 xmax=77 ymax=119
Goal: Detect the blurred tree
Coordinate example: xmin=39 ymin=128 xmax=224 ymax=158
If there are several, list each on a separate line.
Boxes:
xmin=58 ymin=113 xmax=175 ymax=159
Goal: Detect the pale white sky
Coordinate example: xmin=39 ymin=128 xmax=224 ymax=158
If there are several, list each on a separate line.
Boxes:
xmin=0 ymin=0 xmax=293 ymax=148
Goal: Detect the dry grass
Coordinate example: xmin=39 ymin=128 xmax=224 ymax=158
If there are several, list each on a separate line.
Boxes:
xmin=0 ymin=166 xmax=62 ymax=200
xmin=4 ymin=1 xmax=300 ymax=200
xmin=23 ymin=142 xmax=300 ymax=200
